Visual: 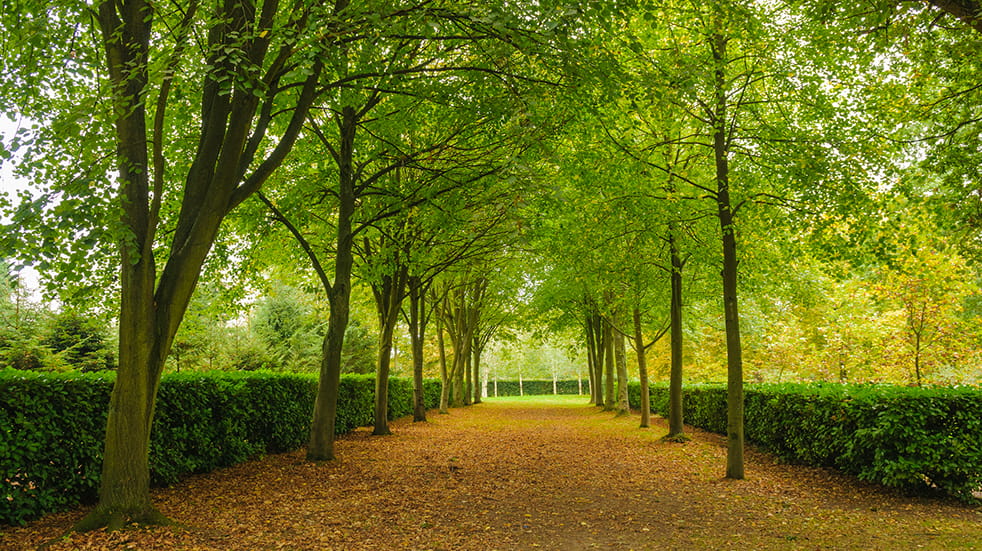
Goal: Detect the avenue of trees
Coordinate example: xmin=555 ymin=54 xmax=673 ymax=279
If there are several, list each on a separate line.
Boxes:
xmin=1 ymin=0 xmax=981 ymax=533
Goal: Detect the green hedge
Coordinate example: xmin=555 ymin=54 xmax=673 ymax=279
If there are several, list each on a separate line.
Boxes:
xmin=0 ymin=370 xmax=441 ymax=525
xmin=629 ymin=382 xmax=982 ymax=503
xmin=486 ymin=379 xmax=588 ymax=396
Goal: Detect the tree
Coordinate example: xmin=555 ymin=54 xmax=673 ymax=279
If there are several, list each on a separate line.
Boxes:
xmin=44 ymin=310 xmax=115 ymax=372
xmin=877 ymin=243 xmax=973 ymax=385
xmin=251 ymin=283 xmax=323 ymax=372
xmin=252 ymin=0 xmax=580 ymax=456
xmin=2 ymin=0 xmax=327 ymax=529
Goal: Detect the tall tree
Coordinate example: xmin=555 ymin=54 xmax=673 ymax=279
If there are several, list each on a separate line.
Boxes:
xmin=2 ymin=0 xmax=328 ymax=529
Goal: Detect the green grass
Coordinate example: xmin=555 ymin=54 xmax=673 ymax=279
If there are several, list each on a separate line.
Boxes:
xmin=480 ymin=394 xmax=591 ymax=407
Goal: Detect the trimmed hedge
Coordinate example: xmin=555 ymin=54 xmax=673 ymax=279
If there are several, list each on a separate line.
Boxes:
xmin=0 ymin=370 xmax=441 ymax=525
xmin=486 ymin=379 xmax=588 ymax=396
xmin=629 ymin=381 xmax=982 ymax=503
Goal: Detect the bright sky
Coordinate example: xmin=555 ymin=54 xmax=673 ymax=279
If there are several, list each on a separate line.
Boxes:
xmin=0 ymin=116 xmax=43 ymax=295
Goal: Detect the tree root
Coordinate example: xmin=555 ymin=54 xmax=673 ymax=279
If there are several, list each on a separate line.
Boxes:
xmin=662 ymin=433 xmax=691 ymax=443
xmin=72 ymin=504 xmax=173 ymax=533
xmin=35 ymin=505 xmax=174 ymax=550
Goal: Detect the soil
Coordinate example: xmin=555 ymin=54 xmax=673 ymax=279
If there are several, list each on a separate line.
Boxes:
xmin=2 ymin=395 xmax=980 ymax=550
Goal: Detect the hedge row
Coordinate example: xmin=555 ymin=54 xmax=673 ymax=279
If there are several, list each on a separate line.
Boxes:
xmin=486 ymin=379 xmax=589 ymax=396
xmin=629 ymin=382 xmax=982 ymax=503
xmin=0 ymin=370 xmax=441 ymax=526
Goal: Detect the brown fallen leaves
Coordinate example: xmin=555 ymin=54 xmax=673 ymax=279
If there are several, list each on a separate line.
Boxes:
xmin=2 ymin=396 xmax=980 ymax=550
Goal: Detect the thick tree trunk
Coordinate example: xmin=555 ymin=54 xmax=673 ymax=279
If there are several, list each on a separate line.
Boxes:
xmin=667 ymin=229 xmax=686 ymax=439
xmin=75 ymin=2 xmax=163 ymax=531
xmin=712 ymin=30 xmax=745 ymax=480
xmin=80 ymin=0 xmax=322 ymax=529
xmin=632 ymin=307 xmax=651 ymax=429
xmin=77 ymin=349 xmax=170 ymax=531
xmin=614 ymin=327 xmax=629 ymax=416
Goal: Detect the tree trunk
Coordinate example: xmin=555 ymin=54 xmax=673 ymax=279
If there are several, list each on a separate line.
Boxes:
xmin=437 ymin=316 xmax=450 ymax=414
xmin=372 ymin=266 xmax=408 ymax=436
xmin=585 ymin=315 xmax=597 ymax=404
xmin=452 ymin=345 xmax=467 ymax=407
xmin=373 ymin=320 xmax=395 ymax=435
xmin=633 ymin=307 xmax=651 ymax=429
xmin=472 ymin=337 xmax=483 ymax=404
xmin=463 ymin=340 xmax=473 ymax=406
xmin=78 ymin=349 xmax=170 ymax=531
xmin=408 ymin=277 xmax=428 ymax=422
xmin=614 ymin=327 xmax=629 ymax=416
xmin=712 ymin=29 xmax=745 ymax=480
xmin=308 ymin=297 xmax=349 ymax=460
xmin=79 ymin=0 xmax=322 ymax=530
xmin=603 ymin=318 xmax=615 ymax=410
xmin=667 ymin=228 xmax=685 ymax=439
xmin=308 ymin=105 xmax=358 ymax=461
xmin=591 ymin=311 xmax=606 ymax=408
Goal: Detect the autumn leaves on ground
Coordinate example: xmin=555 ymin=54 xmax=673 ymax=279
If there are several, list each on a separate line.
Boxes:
xmin=4 ymin=397 xmax=980 ymax=551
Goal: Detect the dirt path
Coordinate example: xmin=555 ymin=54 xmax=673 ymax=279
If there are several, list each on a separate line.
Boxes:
xmin=3 ymin=396 xmax=980 ymax=550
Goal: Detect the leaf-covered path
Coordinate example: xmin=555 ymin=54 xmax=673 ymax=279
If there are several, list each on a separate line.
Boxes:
xmin=4 ymin=396 xmax=981 ymax=550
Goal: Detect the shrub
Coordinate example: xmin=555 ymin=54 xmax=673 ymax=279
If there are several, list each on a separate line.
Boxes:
xmin=0 ymin=370 xmax=439 ymax=525
xmin=486 ymin=379 xmax=586 ymax=396
xmin=629 ymin=381 xmax=982 ymax=503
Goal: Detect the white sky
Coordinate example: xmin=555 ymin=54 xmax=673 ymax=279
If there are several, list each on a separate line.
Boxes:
xmin=1 ymin=116 xmax=43 ymax=295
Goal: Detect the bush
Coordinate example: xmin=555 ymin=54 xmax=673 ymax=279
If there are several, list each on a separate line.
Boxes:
xmin=0 ymin=370 xmax=440 ymax=525
xmin=486 ymin=379 xmax=587 ymax=396
xmin=629 ymin=381 xmax=982 ymax=503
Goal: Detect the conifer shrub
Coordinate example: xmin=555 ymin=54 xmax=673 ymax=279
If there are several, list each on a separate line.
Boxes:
xmin=0 ymin=369 xmax=440 ymax=525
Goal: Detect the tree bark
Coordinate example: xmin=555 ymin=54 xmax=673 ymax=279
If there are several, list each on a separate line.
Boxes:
xmin=472 ymin=336 xmax=483 ymax=404
xmin=452 ymin=339 xmax=468 ymax=407
xmin=79 ymin=0 xmax=321 ymax=530
xmin=407 ymin=277 xmax=428 ymax=422
xmin=463 ymin=338 xmax=473 ymax=406
xmin=437 ymin=314 xmax=450 ymax=414
xmin=372 ymin=265 xmax=409 ymax=436
xmin=667 ymin=228 xmax=686 ymax=439
xmin=927 ymin=0 xmax=982 ymax=33
xmin=614 ymin=326 xmax=629 ymax=416
xmin=308 ymin=105 xmax=358 ymax=461
xmin=632 ymin=307 xmax=651 ymax=429
xmin=603 ymin=317 xmax=615 ymax=410
xmin=712 ymin=29 xmax=745 ymax=480
xmin=591 ymin=311 xmax=605 ymax=408
xmin=585 ymin=314 xmax=598 ymax=404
